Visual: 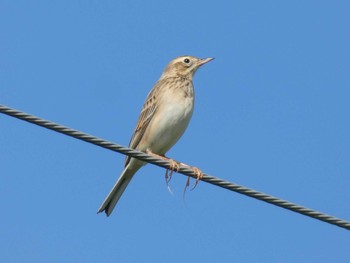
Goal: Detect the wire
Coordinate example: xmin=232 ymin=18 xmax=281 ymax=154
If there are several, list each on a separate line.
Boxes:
xmin=1 ymin=104 xmax=350 ymax=230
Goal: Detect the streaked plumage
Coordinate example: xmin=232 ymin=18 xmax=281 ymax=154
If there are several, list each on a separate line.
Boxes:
xmin=98 ymin=55 xmax=214 ymax=216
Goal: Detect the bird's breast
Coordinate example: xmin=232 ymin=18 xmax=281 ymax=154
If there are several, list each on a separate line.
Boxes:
xmin=144 ymin=84 xmax=194 ymax=154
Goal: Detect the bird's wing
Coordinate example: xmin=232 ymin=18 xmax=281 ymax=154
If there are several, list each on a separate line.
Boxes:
xmin=124 ymin=79 xmax=165 ymax=166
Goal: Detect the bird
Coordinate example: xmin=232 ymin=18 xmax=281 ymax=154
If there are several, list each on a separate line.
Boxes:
xmin=97 ymin=55 xmax=214 ymax=216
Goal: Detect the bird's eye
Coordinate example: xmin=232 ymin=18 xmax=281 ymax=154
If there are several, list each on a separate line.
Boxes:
xmin=184 ymin=58 xmax=190 ymax=64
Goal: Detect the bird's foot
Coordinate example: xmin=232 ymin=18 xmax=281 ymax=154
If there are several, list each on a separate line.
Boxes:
xmin=190 ymin=167 xmax=204 ymax=190
xmin=182 ymin=165 xmax=204 ymax=197
xmin=165 ymin=159 xmax=180 ymax=184
xmin=145 ymin=150 xmax=180 ymax=191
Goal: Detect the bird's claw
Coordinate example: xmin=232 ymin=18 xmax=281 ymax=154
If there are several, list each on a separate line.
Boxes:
xmin=165 ymin=159 xmax=180 ymax=183
xmin=183 ymin=166 xmax=203 ymax=198
xmin=190 ymin=167 xmax=203 ymax=190
xmin=145 ymin=150 xmax=180 ymax=185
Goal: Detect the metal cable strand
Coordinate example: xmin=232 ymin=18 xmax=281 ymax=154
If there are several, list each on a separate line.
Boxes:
xmin=1 ymin=104 xmax=350 ymax=230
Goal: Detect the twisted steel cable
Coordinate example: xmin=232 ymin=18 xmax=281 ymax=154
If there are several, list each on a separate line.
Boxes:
xmin=1 ymin=104 xmax=349 ymax=230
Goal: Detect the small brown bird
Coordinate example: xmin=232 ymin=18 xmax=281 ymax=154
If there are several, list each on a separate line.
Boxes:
xmin=98 ymin=55 xmax=214 ymax=216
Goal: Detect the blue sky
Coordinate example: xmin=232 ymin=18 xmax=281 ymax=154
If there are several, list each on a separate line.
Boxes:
xmin=1 ymin=1 xmax=350 ymax=262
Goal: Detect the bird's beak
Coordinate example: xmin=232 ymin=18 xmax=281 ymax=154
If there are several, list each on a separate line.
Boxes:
xmin=197 ymin=57 xmax=214 ymax=67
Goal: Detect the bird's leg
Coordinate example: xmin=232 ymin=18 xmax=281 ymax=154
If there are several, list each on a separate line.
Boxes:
xmin=190 ymin=167 xmax=204 ymax=190
xmin=145 ymin=150 xmax=180 ymax=187
xmin=182 ymin=166 xmax=203 ymax=200
xmin=179 ymin=163 xmax=204 ymax=193
xmin=166 ymin=159 xmax=180 ymax=183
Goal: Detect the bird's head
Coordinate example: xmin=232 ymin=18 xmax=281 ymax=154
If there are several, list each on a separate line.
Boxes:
xmin=161 ymin=56 xmax=214 ymax=80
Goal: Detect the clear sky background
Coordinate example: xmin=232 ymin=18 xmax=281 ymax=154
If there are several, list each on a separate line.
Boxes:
xmin=1 ymin=1 xmax=350 ymax=262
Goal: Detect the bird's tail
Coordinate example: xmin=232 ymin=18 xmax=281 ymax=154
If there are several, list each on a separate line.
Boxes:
xmin=97 ymin=165 xmax=139 ymax=216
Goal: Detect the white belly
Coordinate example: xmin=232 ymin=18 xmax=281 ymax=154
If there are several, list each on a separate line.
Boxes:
xmin=144 ymin=94 xmax=194 ymax=155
